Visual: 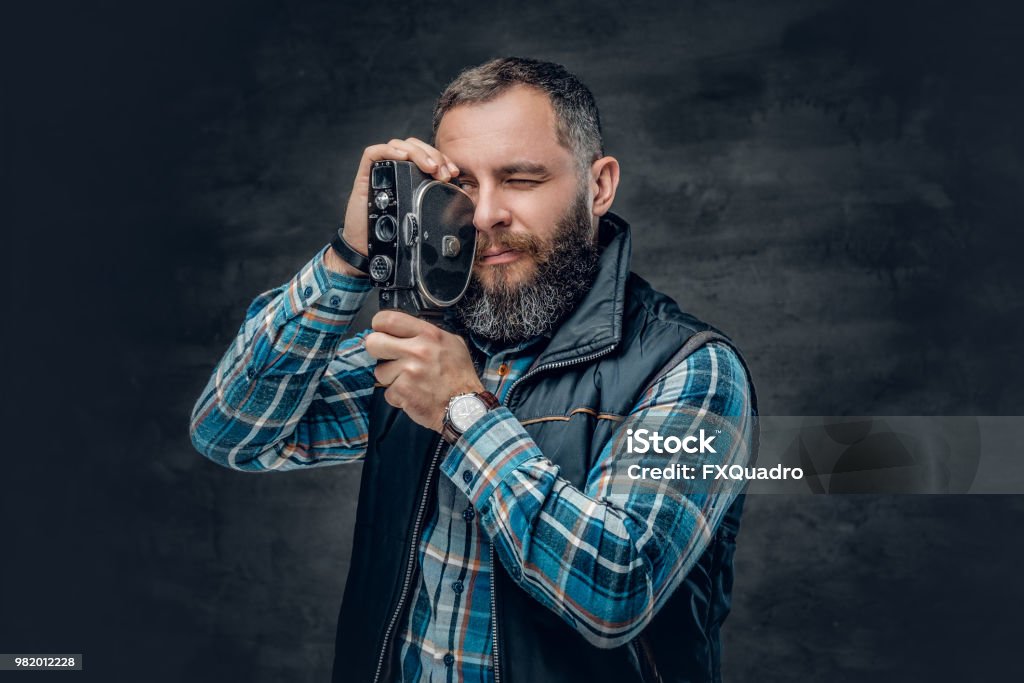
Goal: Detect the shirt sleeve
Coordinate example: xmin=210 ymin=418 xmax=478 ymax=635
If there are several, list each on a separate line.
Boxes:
xmin=189 ymin=245 xmax=378 ymax=472
xmin=439 ymin=341 xmax=754 ymax=649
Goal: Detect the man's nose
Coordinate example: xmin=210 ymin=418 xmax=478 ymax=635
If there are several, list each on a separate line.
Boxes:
xmin=472 ymin=186 xmax=512 ymax=233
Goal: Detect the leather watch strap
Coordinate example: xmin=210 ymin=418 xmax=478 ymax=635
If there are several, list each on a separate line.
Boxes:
xmin=330 ymin=227 xmax=370 ymax=274
xmin=477 ymin=390 xmax=500 ymax=410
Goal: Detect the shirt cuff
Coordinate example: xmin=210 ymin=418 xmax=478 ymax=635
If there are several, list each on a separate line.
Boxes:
xmin=275 ymin=244 xmax=372 ymax=332
xmin=441 ymin=407 xmax=543 ymax=509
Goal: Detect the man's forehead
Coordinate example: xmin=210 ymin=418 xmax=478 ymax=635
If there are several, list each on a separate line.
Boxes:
xmin=435 ymin=86 xmax=572 ymax=171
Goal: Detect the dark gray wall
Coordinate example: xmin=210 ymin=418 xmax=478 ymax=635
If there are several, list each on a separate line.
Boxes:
xmin=5 ymin=1 xmax=1024 ymax=681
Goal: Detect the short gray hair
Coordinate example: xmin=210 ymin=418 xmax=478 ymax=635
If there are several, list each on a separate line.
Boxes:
xmin=432 ymin=57 xmax=604 ymax=172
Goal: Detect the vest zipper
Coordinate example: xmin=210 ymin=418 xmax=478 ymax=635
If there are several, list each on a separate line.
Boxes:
xmin=488 ymin=341 xmax=618 ymax=683
xmin=504 ymin=344 xmax=619 ymax=406
xmin=489 ymin=545 xmax=501 ymax=683
xmin=372 ymin=438 xmax=446 ymax=683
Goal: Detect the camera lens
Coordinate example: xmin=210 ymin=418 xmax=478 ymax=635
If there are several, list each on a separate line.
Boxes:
xmin=374 ymin=215 xmax=397 ymax=241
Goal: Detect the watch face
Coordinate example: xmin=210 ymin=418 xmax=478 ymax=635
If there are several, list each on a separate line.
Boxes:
xmin=450 ymin=394 xmax=487 ymax=432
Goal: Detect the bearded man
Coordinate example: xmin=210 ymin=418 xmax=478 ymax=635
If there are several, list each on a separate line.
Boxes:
xmin=191 ymin=57 xmax=757 ymax=683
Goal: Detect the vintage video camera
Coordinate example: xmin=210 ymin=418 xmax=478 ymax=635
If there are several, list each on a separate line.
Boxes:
xmin=366 ymin=160 xmax=478 ymax=319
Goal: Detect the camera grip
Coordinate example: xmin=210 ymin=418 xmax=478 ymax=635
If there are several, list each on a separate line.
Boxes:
xmin=378 ymin=289 xmax=454 ymax=331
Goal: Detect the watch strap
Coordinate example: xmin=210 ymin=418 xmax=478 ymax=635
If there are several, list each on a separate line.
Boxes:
xmin=330 ymin=227 xmax=370 ymax=274
xmin=442 ymin=390 xmax=500 ymax=444
xmin=477 ymin=390 xmax=500 ymax=410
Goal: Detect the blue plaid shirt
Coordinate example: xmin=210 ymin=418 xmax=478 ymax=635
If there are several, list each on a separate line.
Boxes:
xmin=191 ymin=246 xmax=754 ymax=683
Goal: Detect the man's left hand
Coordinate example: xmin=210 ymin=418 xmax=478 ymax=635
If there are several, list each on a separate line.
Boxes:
xmin=365 ymin=311 xmax=485 ymax=433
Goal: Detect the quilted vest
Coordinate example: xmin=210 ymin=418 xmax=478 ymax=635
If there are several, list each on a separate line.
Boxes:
xmin=332 ymin=214 xmax=758 ymax=683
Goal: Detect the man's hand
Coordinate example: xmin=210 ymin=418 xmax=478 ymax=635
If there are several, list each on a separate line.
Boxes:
xmin=364 ymin=310 xmax=484 ymax=433
xmin=325 ymin=137 xmax=461 ymax=277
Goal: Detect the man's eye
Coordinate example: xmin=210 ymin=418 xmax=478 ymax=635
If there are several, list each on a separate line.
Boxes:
xmin=507 ymin=178 xmax=540 ymax=186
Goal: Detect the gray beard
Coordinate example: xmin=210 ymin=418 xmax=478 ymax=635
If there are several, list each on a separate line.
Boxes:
xmin=454 ymin=194 xmax=600 ymax=345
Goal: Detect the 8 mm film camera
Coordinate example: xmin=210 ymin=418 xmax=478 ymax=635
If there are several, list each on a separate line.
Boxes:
xmin=366 ymin=160 xmax=477 ymax=319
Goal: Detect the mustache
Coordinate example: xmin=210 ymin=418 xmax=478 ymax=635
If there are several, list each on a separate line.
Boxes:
xmin=474 ymin=231 xmax=546 ymax=263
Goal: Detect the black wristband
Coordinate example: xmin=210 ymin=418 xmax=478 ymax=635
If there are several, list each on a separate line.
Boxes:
xmin=330 ymin=228 xmax=370 ymax=274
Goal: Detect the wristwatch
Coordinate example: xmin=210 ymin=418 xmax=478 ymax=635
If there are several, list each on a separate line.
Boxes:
xmin=442 ymin=391 xmax=500 ymax=444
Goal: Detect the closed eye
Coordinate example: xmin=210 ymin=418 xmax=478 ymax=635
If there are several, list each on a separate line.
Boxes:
xmin=507 ymin=178 xmax=541 ymax=186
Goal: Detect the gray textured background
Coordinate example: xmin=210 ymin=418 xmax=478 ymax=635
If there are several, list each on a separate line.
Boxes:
xmin=4 ymin=0 xmax=1024 ymax=681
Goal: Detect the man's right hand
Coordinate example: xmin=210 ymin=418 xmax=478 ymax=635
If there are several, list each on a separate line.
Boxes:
xmin=324 ymin=137 xmax=461 ymax=277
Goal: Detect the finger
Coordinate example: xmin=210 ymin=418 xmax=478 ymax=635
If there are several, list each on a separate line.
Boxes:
xmin=373 ymin=359 xmax=403 ymax=386
xmin=404 ymin=137 xmax=460 ymax=177
xmin=383 ymin=385 xmax=403 ymax=410
xmin=390 ymin=137 xmax=455 ymax=181
xmin=371 ymin=310 xmax=435 ymax=338
xmin=364 ymin=331 xmax=401 ymax=361
xmin=364 ymin=331 xmax=426 ymax=361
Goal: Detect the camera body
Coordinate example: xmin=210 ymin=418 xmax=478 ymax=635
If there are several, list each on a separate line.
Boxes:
xmin=366 ymin=160 xmax=477 ymax=319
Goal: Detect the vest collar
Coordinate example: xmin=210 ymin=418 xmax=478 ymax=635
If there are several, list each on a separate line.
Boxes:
xmin=529 ymin=211 xmax=631 ymax=368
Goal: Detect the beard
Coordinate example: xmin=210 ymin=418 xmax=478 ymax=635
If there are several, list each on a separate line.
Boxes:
xmin=453 ymin=189 xmax=601 ymax=345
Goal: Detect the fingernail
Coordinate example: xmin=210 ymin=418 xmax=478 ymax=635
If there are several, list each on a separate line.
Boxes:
xmin=447 ymin=163 xmax=459 ymax=175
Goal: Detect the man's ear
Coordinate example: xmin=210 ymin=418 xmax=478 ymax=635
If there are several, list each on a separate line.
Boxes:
xmin=589 ymin=155 xmax=620 ymax=217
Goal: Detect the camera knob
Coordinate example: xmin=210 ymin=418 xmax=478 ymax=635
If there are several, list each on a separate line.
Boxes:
xmin=403 ymin=214 xmax=418 ymax=246
xmin=442 ymin=235 xmax=461 ymax=258
xmin=374 ymin=191 xmax=390 ymax=210
xmin=369 ymin=255 xmax=394 ymax=282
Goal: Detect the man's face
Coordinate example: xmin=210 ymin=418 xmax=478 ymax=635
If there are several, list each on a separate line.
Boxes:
xmin=435 ymin=85 xmax=591 ymax=294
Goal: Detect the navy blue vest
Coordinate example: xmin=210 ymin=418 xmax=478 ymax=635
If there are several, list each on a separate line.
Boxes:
xmin=333 ymin=214 xmax=757 ymax=683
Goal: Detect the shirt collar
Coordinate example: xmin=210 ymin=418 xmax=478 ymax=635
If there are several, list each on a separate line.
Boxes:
xmin=468 ymin=330 xmax=548 ymax=359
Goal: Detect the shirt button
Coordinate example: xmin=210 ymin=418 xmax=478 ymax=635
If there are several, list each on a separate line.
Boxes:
xmin=511 ymin=565 xmax=522 ymax=581
xmin=329 ymin=295 xmax=341 ymax=306
xmin=246 ymin=367 xmax=256 ymax=380
xmin=443 ymin=653 xmax=454 ymax=667
xmin=462 ymin=507 xmax=475 ymax=522
xmin=302 ymin=285 xmax=313 ymax=298
xmin=452 ymin=580 xmax=464 ymax=594
xmin=497 ymin=363 xmax=509 ymax=376
xmin=462 ymin=470 xmax=473 ymax=484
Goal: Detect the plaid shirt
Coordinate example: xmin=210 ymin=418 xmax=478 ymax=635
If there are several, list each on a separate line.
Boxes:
xmin=190 ymin=246 xmax=754 ymax=683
